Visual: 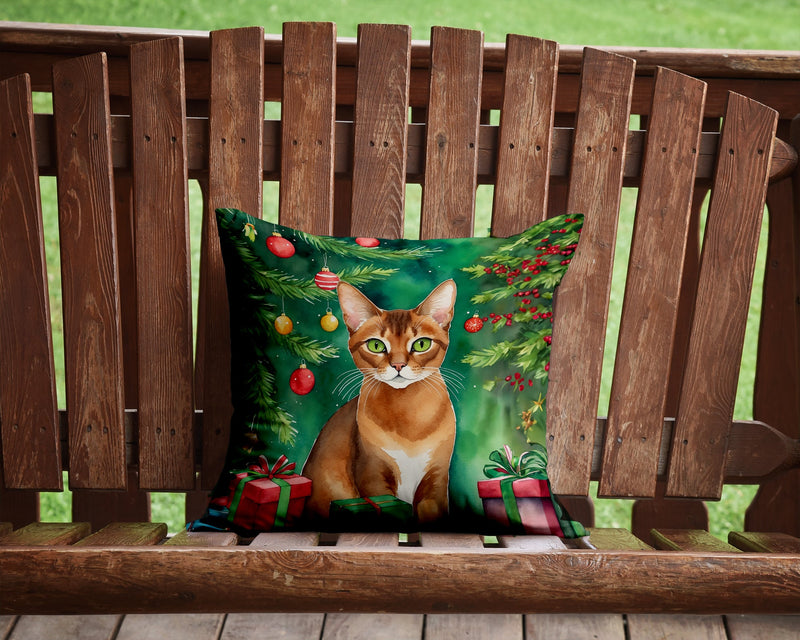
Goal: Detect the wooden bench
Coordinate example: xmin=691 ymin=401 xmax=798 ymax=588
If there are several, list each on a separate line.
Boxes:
xmin=1 ymin=20 xmax=800 ymax=634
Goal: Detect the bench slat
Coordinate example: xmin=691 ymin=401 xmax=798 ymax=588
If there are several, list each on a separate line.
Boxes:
xmin=197 ymin=27 xmax=265 ymax=489
xmin=52 ymin=53 xmax=128 ymax=491
xmin=0 ymin=522 xmax=90 ymax=545
xmin=130 ymin=37 xmax=195 ymax=490
xmin=600 ymin=68 xmax=706 ymax=498
xmin=546 ymin=48 xmax=636 ymax=496
xmin=0 ymin=74 xmax=62 ymax=490
xmin=668 ymin=93 xmax=778 ymax=499
xmin=279 ymin=22 xmax=336 ymax=235
xmin=492 ymin=35 xmax=558 ymax=236
xmin=71 ymin=468 xmax=151 ymax=531
xmin=349 ymin=24 xmax=411 ymax=240
xmin=729 ymin=532 xmax=800 ymax=553
xmin=420 ymin=26 xmax=483 ymax=240
xmin=651 ymin=528 xmax=739 ymax=552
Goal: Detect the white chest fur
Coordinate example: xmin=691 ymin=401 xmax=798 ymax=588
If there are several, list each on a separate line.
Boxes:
xmin=383 ymin=448 xmax=432 ymax=504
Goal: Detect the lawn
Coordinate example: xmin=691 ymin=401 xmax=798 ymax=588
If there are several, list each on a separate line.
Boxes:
xmin=6 ymin=0 xmax=795 ymax=534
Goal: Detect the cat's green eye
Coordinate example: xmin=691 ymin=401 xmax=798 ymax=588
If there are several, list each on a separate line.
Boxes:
xmin=411 ymin=337 xmax=432 ymax=353
xmin=366 ymin=338 xmax=387 ymax=354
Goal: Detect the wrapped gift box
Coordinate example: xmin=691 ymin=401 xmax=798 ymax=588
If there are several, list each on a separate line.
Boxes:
xmin=478 ymin=476 xmax=563 ymax=535
xmin=227 ymin=456 xmax=312 ymax=532
xmin=329 ymin=495 xmax=413 ymax=530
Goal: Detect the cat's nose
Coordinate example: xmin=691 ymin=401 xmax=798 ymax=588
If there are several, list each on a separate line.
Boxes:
xmin=391 ymin=362 xmax=405 ymax=372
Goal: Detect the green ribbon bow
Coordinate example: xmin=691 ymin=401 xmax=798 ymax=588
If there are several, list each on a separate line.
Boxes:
xmin=228 ymin=454 xmax=296 ymax=529
xmin=483 ymin=445 xmax=549 ymax=532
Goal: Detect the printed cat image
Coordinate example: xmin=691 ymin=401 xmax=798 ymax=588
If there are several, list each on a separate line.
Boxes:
xmin=303 ymin=279 xmax=457 ymax=525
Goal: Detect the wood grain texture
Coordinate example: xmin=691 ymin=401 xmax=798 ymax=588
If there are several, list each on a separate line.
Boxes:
xmin=526 ymin=614 xmax=625 ymax=640
xmin=668 ymin=93 xmax=779 ymax=499
xmin=164 ymin=529 xmax=239 ymax=547
xmin=546 ymin=48 xmax=635 ymax=496
xmin=729 ymin=532 xmax=800 ymax=553
xmin=73 ymin=522 xmax=167 ymax=546
xmin=221 ymin=613 xmax=325 ymax=640
xmin=627 ymin=615 xmax=727 ymax=640
xmin=726 ymin=614 xmax=800 ymax=640
xmin=349 ymin=24 xmax=411 ymax=240
xmin=4 ymin=547 xmax=800 ymax=614
xmin=115 ymin=614 xmax=224 ymax=640
xmin=600 ymin=68 xmax=706 ymax=498
xmin=198 ymin=27 xmax=264 ymax=489
xmin=52 ymin=53 xmax=127 ymax=491
xmin=425 ymin=614 xmax=522 ymax=640
xmin=280 ymin=22 xmax=336 ymax=235
xmin=0 ymin=522 xmax=90 ymax=545
xmin=419 ymin=27 xmax=483 ymax=240
xmin=492 ymin=35 xmax=558 ymax=236
xmin=0 ymin=73 xmax=61 ymax=490
xmin=587 ymin=528 xmax=653 ymax=550
xmin=7 ymin=614 xmax=121 ymax=640
xmin=651 ymin=528 xmax=739 ymax=552
xmin=71 ymin=469 xmax=151 ymax=532
xmin=129 ymin=37 xmax=195 ymax=490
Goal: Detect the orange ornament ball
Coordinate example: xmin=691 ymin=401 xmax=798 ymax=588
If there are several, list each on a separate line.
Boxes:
xmin=274 ymin=313 xmax=293 ymax=335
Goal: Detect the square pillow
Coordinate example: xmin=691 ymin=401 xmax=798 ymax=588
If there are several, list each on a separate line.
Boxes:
xmin=191 ymin=207 xmax=587 ymax=538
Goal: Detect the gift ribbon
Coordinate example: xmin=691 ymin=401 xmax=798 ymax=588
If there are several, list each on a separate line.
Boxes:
xmin=228 ymin=455 xmax=296 ymax=528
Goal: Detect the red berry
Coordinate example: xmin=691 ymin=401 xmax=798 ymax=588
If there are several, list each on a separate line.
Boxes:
xmin=355 ymin=237 xmax=380 ymax=247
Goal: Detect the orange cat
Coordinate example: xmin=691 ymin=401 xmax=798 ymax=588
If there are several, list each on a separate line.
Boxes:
xmin=303 ymin=279 xmax=457 ymax=525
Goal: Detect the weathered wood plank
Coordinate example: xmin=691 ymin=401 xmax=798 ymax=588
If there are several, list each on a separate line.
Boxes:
xmin=586 ymin=528 xmax=653 ymax=550
xmin=492 ymin=35 xmax=558 ymax=235
xmin=73 ymin=522 xmax=167 ymax=546
xmin=8 ymin=614 xmax=121 ymax=640
xmin=426 ymin=613 xmax=522 ymax=640
xmin=280 ymin=21 xmax=336 ymax=235
xmin=546 ymin=48 xmax=635 ymax=496
xmin=349 ymin=23 xmax=411 ymax=240
xmin=627 ymin=615 xmax=727 ymax=640
xmin=52 ymin=52 xmax=127 ymax=491
xmin=115 ymin=614 xmax=224 ymax=640
xmin=600 ymin=68 xmax=706 ymax=498
xmin=526 ymin=614 xmax=625 ymax=640
xmin=164 ymin=529 xmax=239 ymax=547
xmin=668 ymin=93 xmax=778 ymax=499
xmin=497 ymin=535 xmax=566 ymax=550
xmin=129 ymin=37 xmax=195 ymax=490
xmin=249 ymin=531 xmax=320 ymax=548
xmin=0 ymin=522 xmax=90 ymax=546
xmin=8 ymin=546 xmax=800 ymax=614
xmin=71 ymin=469 xmax=151 ymax=532
xmin=197 ymin=27 xmax=265 ymax=490
xmin=651 ymin=529 xmax=739 ymax=552
xmin=725 ymin=614 xmax=800 ymax=640
xmin=0 ymin=73 xmax=61 ymax=490
xmin=419 ymin=532 xmax=484 ymax=548
xmin=221 ymin=613 xmax=325 ymax=640
xmin=419 ymin=26 xmax=483 ymax=240
xmin=729 ymin=532 xmax=800 ymax=553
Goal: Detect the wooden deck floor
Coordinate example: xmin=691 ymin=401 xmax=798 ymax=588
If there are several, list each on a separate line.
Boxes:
xmin=3 ymin=613 xmax=800 ymax=640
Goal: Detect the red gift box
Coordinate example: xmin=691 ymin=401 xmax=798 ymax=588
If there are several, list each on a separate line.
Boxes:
xmin=478 ymin=477 xmax=562 ymax=535
xmin=227 ymin=455 xmax=312 ymax=532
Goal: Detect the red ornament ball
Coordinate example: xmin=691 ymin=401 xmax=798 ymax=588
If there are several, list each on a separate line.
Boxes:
xmin=464 ymin=314 xmax=484 ymax=333
xmin=267 ymin=232 xmax=295 ymax=258
xmin=289 ymin=364 xmax=315 ymax=395
xmin=355 ymin=237 xmax=380 ymax=248
xmin=314 ymin=267 xmax=339 ymax=290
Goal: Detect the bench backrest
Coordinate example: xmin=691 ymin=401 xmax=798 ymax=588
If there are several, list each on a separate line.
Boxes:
xmin=0 ymin=23 xmax=797 ymax=532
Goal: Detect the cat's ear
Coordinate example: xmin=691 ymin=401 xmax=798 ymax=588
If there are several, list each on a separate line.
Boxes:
xmin=417 ymin=279 xmax=457 ymax=329
xmin=337 ymin=282 xmax=381 ymax=333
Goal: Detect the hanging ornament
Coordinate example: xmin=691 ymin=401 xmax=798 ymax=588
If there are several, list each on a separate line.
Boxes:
xmin=267 ymin=231 xmax=295 ymax=258
xmin=320 ymin=309 xmax=339 ymax=332
xmin=464 ymin=314 xmax=485 ymax=333
xmin=289 ymin=363 xmax=315 ymax=395
xmin=274 ymin=313 xmax=293 ymax=335
xmin=315 ymin=266 xmax=339 ymax=291
xmin=355 ymin=237 xmax=380 ymax=248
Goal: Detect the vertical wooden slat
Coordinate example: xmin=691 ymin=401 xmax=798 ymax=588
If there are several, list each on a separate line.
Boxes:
xmin=419 ymin=27 xmax=483 ymax=240
xmin=349 ymin=23 xmax=411 ymax=240
xmin=129 ymin=37 xmax=195 ymax=490
xmin=198 ymin=26 xmax=264 ymax=489
xmin=492 ymin=35 xmax=558 ymax=236
xmin=667 ymin=92 xmax=778 ymax=499
xmin=280 ymin=22 xmax=336 ymax=235
xmin=52 ymin=53 xmax=127 ymax=490
xmin=599 ymin=68 xmax=706 ymax=498
xmin=0 ymin=73 xmax=61 ymax=490
xmin=546 ymin=48 xmax=635 ymax=496
xmin=71 ymin=468 xmax=150 ymax=531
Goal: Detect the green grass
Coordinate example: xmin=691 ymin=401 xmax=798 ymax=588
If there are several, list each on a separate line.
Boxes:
xmin=8 ymin=0 xmax=790 ymax=535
